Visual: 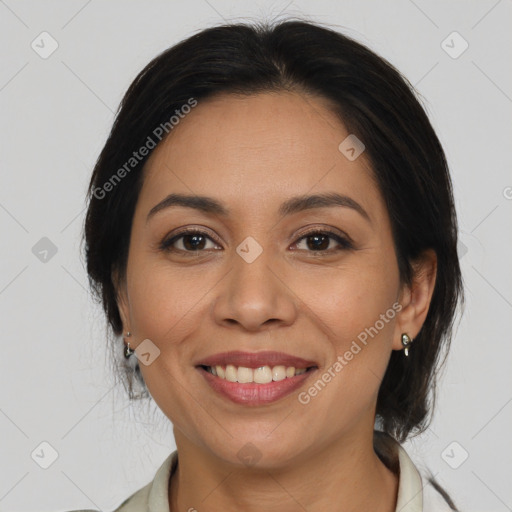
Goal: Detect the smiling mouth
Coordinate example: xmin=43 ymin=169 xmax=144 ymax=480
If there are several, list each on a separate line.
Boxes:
xmin=196 ymin=363 xmax=319 ymax=406
xmin=197 ymin=364 xmax=317 ymax=384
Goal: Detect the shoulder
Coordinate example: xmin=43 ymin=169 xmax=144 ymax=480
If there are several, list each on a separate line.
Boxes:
xmin=394 ymin=440 xmax=460 ymax=512
xmin=61 ymin=481 xmax=152 ymax=512
xmin=400 ymin=447 xmax=460 ymax=511
xmin=110 ymin=480 xmax=152 ymax=511
xmin=112 ymin=451 xmax=177 ymax=511
xmin=63 ymin=451 xmax=176 ymax=512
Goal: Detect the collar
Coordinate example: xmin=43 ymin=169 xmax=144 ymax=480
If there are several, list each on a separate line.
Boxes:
xmin=395 ymin=443 xmax=424 ymax=511
xmin=141 ymin=440 xmax=424 ymax=511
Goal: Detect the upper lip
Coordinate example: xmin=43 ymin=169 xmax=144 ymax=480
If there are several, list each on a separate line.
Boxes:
xmin=196 ymin=351 xmax=318 ymax=369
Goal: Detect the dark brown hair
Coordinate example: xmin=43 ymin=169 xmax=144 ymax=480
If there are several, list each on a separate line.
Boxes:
xmin=82 ymin=18 xmax=463 ymax=451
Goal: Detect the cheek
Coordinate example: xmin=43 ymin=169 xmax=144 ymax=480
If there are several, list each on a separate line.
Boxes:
xmin=303 ymin=260 xmax=398 ymax=338
xmin=125 ymin=261 xmax=210 ymax=425
xmin=127 ymin=255 xmax=211 ymax=340
xmin=296 ymin=270 xmax=399 ymax=424
xmin=296 ymin=259 xmax=399 ymax=399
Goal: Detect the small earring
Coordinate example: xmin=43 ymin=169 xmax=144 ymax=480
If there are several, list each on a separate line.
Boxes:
xmin=124 ymin=331 xmax=134 ymax=358
xmin=401 ymin=333 xmax=413 ymax=357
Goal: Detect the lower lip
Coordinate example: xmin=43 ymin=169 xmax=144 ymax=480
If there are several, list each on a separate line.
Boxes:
xmin=197 ymin=366 xmax=317 ymax=406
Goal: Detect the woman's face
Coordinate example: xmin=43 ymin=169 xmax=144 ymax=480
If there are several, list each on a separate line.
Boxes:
xmin=116 ymin=91 xmax=414 ymax=467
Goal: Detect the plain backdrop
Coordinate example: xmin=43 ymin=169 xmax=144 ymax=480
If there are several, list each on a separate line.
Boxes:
xmin=1 ymin=1 xmax=511 ymax=511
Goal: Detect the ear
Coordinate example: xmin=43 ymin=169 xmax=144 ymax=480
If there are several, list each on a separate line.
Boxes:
xmin=112 ymin=267 xmax=131 ymax=334
xmin=392 ymin=249 xmax=437 ymax=351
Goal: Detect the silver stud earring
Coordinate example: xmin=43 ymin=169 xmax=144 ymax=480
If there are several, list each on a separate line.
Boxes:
xmin=401 ymin=333 xmax=413 ymax=357
xmin=124 ymin=331 xmax=134 ymax=358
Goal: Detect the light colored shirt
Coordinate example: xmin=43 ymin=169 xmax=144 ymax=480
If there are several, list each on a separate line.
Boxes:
xmin=70 ymin=439 xmax=457 ymax=512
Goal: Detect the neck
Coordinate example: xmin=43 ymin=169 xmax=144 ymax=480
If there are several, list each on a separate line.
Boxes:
xmin=169 ymin=428 xmax=399 ymax=512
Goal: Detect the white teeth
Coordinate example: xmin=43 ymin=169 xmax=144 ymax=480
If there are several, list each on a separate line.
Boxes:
xmin=216 ymin=365 xmax=225 ymax=379
xmin=272 ymin=365 xmax=287 ymax=381
xmin=237 ymin=366 xmax=253 ymax=383
xmin=254 ymin=366 xmax=273 ymax=384
xmin=225 ymin=364 xmax=238 ymax=382
xmin=205 ymin=364 xmax=311 ymax=383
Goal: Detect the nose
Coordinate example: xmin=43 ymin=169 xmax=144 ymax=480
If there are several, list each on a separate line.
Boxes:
xmin=211 ymin=244 xmax=297 ymax=332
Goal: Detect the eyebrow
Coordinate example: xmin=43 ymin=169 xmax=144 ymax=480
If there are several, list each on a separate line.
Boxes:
xmin=146 ymin=192 xmax=371 ymax=223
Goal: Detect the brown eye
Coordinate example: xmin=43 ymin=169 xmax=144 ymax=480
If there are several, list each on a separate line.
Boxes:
xmin=159 ymin=228 xmax=353 ymax=255
xmin=160 ymin=229 xmax=220 ymax=253
xmin=293 ymin=230 xmax=353 ymax=253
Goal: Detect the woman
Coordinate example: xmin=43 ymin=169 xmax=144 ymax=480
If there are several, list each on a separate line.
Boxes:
xmin=80 ymin=17 xmax=463 ymax=512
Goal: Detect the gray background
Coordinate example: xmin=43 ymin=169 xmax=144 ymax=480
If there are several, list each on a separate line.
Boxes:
xmin=1 ymin=1 xmax=511 ymax=511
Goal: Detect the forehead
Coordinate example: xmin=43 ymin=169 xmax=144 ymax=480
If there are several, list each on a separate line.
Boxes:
xmin=139 ymin=91 xmax=382 ymax=220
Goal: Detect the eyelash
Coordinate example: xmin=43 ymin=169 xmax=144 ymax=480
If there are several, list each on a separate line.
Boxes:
xmin=159 ymin=227 xmax=354 ymax=255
